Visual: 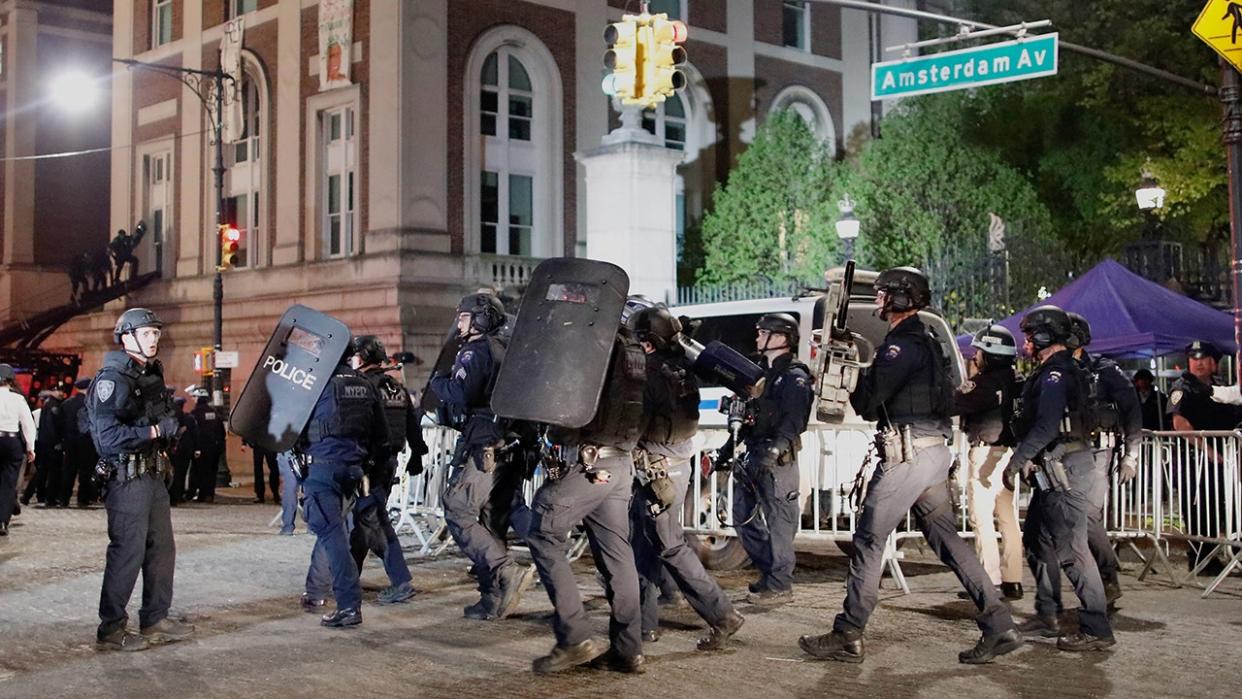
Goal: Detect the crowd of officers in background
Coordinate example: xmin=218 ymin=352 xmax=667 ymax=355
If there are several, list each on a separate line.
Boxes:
xmin=67 ymin=222 xmax=146 ymax=302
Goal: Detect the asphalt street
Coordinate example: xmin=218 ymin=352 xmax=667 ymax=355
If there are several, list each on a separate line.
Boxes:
xmin=1 ymin=494 xmax=1239 ymax=698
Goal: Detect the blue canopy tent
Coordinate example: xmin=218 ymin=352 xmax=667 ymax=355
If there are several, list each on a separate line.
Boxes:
xmin=957 ymin=258 xmax=1236 ymax=360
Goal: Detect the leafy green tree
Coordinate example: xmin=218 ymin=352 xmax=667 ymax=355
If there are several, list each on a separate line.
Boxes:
xmin=697 ymin=110 xmax=839 ymax=285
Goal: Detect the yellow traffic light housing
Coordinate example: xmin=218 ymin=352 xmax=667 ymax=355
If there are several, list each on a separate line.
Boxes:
xmin=642 ymin=15 xmax=688 ymax=105
xmin=219 ymin=224 xmax=241 ymax=270
xmin=601 ymin=9 xmax=689 ymax=108
xmin=603 ymin=17 xmax=640 ymax=102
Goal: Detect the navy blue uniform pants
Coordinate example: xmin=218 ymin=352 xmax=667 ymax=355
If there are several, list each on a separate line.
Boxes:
xmin=1023 ymin=450 xmax=1112 ymax=637
xmin=98 ymin=473 xmax=176 ymax=638
xmin=632 ymin=457 xmax=733 ymax=633
xmin=253 ymin=448 xmax=280 ymax=502
xmin=834 ymin=444 xmax=1014 ymax=637
xmin=302 ymin=462 xmax=362 ymax=611
xmin=733 ymin=453 xmax=800 ymax=592
xmin=528 ymin=455 xmax=641 ymax=657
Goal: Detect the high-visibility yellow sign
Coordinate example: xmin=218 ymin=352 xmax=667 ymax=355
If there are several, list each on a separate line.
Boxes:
xmin=1193 ymin=0 xmax=1242 ymax=72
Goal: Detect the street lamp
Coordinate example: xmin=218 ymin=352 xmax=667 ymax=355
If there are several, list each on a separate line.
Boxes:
xmin=1135 ymin=167 xmax=1166 ymax=211
xmin=835 ymin=193 xmax=860 ymax=260
xmin=48 ymin=71 xmax=102 ymax=114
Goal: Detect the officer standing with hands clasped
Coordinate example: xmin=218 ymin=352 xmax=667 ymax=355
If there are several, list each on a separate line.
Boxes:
xmin=799 ymin=267 xmax=1020 ymax=665
xmin=1005 ymin=306 xmax=1115 ymax=651
xmin=954 ymin=324 xmax=1025 ymax=600
xmin=726 ymin=312 xmax=813 ymax=606
xmin=296 ymin=346 xmax=389 ymax=627
xmin=1067 ymin=313 xmax=1141 ymax=604
xmin=430 ymin=293 xmax=535 ymax=621
xmin=627 ymin=306 xmax=745 ymax=650
xmin=88 ymin=308 xmax=194 ymax=651
xmin=0 ymin=363 xmax=36 ymax=536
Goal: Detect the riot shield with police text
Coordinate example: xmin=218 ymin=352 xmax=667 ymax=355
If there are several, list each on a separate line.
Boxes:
xmin=491 ymin=258 xmax=629 ymax=428
xmin=229 ymin=305 xmax=352 ymax=452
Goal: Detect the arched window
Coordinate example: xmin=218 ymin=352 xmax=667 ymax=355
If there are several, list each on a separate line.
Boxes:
xmin=464 ymin=27 xmax=564 ymax=260
xmin=769 ymin=84 xmax=836 ymax=154
xmin=224 ymin=59 xmax=268 ymax=268
xmin=641 ymin=93 xmax=687 ymax=151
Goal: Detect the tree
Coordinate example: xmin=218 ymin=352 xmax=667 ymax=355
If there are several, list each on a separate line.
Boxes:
xmin=697 ymin=110 xmax=839 ymax=285
xmin=838 ymin=93 xmax=1062 ymax=326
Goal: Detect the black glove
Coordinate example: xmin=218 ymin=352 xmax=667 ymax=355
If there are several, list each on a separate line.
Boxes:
xmin=758 ymin=446 xmax=780 ymax=469
xmin=405 ymin=456 xmax=424 ymax=477
xmin=717 ymin=438 xmax=735 ymax=464
xmin=156 ymin=416 xmax=180 ymax=440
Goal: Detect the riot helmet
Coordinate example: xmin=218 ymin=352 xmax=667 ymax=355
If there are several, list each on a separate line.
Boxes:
xmin=874 ymin=266 xmax=931 ymax=319
xmin=756 ymin=313 xmax=799 ymax=352
xmin=113 ymin=307 xmax=163 ymax=344
xmin=1066 ymin=312 xmax=1091 ymax=350
xmin=1020 ymin=305 xmax=1072 ymax=351
xmin=621 ymin=295 xmax=656 ymax=326
xmin=629 ymin=305 xmax=683 ymax=351
xmin=456 ymin=293 xmax=505 ymax=336
xmin=971 ymin=324 xmax=1017 ymax=360
xmin=351 ymin=335 xmax=387 ymax=367
xmin=0 ymin=363 xmax=14 ymax=384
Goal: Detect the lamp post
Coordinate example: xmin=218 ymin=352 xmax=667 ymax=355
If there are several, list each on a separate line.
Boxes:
xmin=1135 ymin=166 xmax=1166 ymax=214
xmin=835 ymin=194 xmax=860 ymax=261
xmin=112 ymin=58 xmax=234 ymax=409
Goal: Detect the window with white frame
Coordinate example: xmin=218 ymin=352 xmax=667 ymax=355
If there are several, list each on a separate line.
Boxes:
xmin=152 ymin=0 xmax=173 ymax=48
xmin=646 ymin=0 xmax=685 ymax=21
xmin=769 ymin=85 xmax=836 ymax=152
xmin=321 ymin=105 xmax=357 ymax=258
xmin=641 ymin=95 xmax=687 ymax=151
xmin=226 ymin=72 xmax=264 ymax=268
xmin=479 ymin=49 xmax=538 ymax=255
xmin=143 ymin=150 xmax=172 ymax=273
xmin=232 ymin=77 xmax=261 ymax=166
xmin=230 ymin=0 xmax=258 ymax=18
xmin=782 ymin=0 xmax=809 ymax=51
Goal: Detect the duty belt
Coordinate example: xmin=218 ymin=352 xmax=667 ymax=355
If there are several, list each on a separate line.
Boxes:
xmin=0 ymin=430 xmax=19 ymax=438
xmin=109 ymin=451 xmax=169 ymax=482
xmin=912 ymin=436 xmax=945 ymax=449
xmin=579 ymin=445 xmax=628 ymax=466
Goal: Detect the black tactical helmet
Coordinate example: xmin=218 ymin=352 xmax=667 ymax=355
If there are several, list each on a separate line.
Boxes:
xmin=0 ymin=363 xmax=14 ymax=383
xmin=457 ymin=293 xmax=505 ymax=335
xmin=1066 ymin=312 xmax=1091 ymax=350
xmin=113 ymin=307 xmax=163 ymax=344
xmin=1020 ymin=305 xmax=1072 ymax=351
xmin=351 ymin=335 xmax=387 ymax=366
xmin=756 ymin=313 xmax=799 ymax=348
xmin=629 ymin=305 xmax=683 ymax=350
xmin=971 ymin=324 xmax=1017 ymax=357
xmin=874 ymin=266 xmax=931 ymax=314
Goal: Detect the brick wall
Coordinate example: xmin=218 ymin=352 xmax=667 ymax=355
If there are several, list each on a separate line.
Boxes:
xmin=810 ymin=3 xmax=841 ymax=60
xmin=754 ymin=54 xmax=843 ymax=146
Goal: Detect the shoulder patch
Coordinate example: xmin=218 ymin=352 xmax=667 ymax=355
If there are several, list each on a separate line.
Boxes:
xmin=460 ymin=350 xmax=474 ymax=363
xmin=1045 ymin=371 xmax=1061 ymax=384
xmin=1170 ymin=390 xmax=1182 ymax=406
xmin=96 ymin=380 xmax=115 ymax=403
xmin=794 ymin=376 xmax=808 ymax=388
xmin=885 ymin=344 xmax=902 ymax=360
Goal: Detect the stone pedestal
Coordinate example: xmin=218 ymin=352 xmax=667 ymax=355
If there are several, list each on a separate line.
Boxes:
xmin=576 ymin=108 xmax=683 ymax=302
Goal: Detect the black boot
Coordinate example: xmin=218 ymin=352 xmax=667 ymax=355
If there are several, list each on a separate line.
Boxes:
xmin=959 ymin=629 xmax=1023 ymax=664
xmin=532 ymin=638 xmax=608 ymax=674
xmin=320 ymin=608 xmax=362 ymax=628
xmin=698 ymin=610 xmax=745 ymax=651
xmin=1000 ymin=582 xmax=1024 ymax=600
xmin=589 ymin=647 xmax=646 ymax=674
xmin=798 ymin=629 xmax=864 ymax=663
xmin=1016 ymin=614 xmax=1060 ymax=638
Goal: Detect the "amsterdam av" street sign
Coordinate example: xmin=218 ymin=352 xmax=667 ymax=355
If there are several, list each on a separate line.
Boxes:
xmin=871 ymin=33 xmax=1059 ymax=100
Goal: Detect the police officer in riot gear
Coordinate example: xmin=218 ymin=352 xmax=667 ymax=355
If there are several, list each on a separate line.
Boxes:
xmin=527 ymin=324 xmax=647 ymax=675
xmin=628 ymin=306 xmax=745 ymax=651
xmin=800 ymin=267 xmax=1019 ymax=665
xmin=349 ymin=335 xmax=426 ymax=604
xmin=726 ymin=312 xmax=813 ymax=606
xmin=1067 ymin=312 xmax=1141 ymax=603
xmin=1005 ymin=305 xmax=1115 ymax=651
xmin=955 ymin=323 xmax=1024 ymax=600
xmin=297 ymin=350 xmax=389 ymax=628
xmin=430 ymin=293 xmax=535 ymax=621
xmin=89 ymin=308 xmax=194 ymax=651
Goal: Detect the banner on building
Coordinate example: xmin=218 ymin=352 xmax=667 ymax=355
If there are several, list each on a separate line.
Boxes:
xmin=319 ymin=0 xmax=353 ymax=91
xmin=218 ymin=17 xmax=245 ymax=144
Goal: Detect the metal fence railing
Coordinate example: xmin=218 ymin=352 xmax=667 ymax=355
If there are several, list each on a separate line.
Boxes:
xmin=384 ymin=426 xmax=1242 ymax=597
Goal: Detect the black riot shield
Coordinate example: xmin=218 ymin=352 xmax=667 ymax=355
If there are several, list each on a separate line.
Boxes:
xmin=491 ymin=258 xmax=629 ymax=428
xmin=229 ymin=305 xmax=352 ymax=453
xmin=418 ymin=325 xmax=462 ymax=414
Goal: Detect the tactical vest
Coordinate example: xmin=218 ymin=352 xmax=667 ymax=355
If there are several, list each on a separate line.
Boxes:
xmin=571 ymin=332 xmax=647 ymax=449
xmin=884 ymin=326 xmax=952 ymax=421
xmin=643 ymin=351 xmax=700 ymax=445
xmin=750 ymin=358 xmax=812 ymax=441
xmin=306 ymin=371 xmax=376 ymax=444
xmin=1084 ymin=356 xmax=1121 ymax=433
xmin=1012 ymin=356 xmax=1095 ymax=443
xmin=368 ymin=371 xmax=412 ymax=453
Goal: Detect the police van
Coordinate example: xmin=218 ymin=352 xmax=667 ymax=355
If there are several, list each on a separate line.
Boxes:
xmin=673 ymin=267 xmax=967 ymax=568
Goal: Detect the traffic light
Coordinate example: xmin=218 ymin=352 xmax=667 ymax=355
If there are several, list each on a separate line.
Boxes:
xmin=602 ymin=16 xmax=640 ymax=103
xmin=219 ymin=224 xmax=241 ymax=270
xmin=642 ymin=15 xmax=688 ymax=105
xmin=194 ymin=347 xmax=215 ymax=376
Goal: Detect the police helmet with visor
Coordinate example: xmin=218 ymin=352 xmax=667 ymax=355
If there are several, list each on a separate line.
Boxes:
xmin=113 ymin=308 xmax=163 ymax=344
xmin=629 ymin=305 xmax=683 ymax=351
xmin=971 ymin=324 xmax=1017 ymax=359
xmin=874 ymin=266 xmax=931 ymax=316
xmin=756 ymin=313 xmax=799 ymax=350
xmin=457 ymin=293 xmax=505 ymax=335
xmin=351 ymin=335 xmax=387 ymax=367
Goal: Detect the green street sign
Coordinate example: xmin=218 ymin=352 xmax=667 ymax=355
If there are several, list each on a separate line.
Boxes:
xmin=871 ymin=33 xmax=1059 ymax=100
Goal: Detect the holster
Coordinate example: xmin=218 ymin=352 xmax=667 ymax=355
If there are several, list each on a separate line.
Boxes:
xmin=106 ymin=451 xmax=169 ymax=483
xmin=633 ymin=449 xmax=676 ymax=515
